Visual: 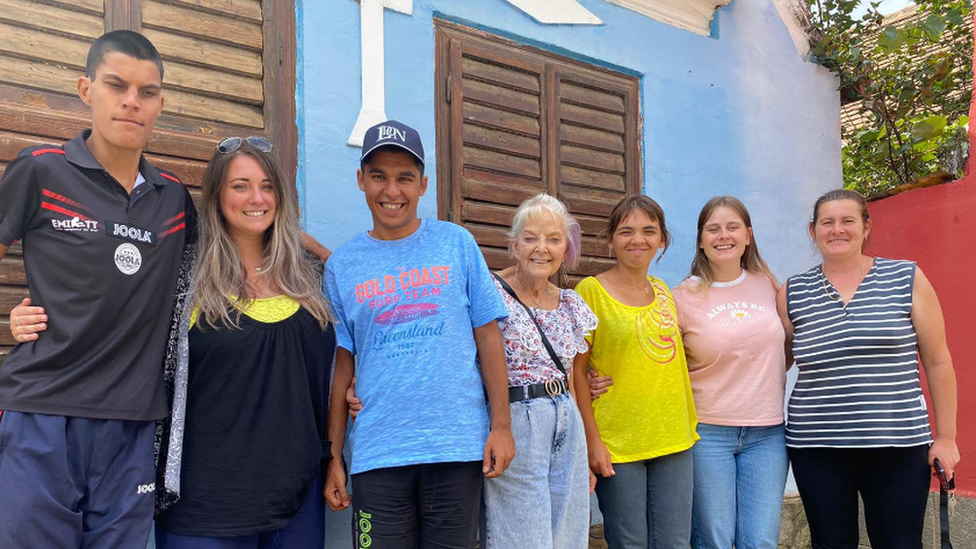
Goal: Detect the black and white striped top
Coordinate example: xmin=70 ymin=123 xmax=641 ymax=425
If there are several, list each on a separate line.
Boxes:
xmin=785 ymin=258 xmax=932 ymax=448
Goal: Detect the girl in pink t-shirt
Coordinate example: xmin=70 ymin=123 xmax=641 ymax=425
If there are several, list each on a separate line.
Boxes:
xmin=673 ymin=197 xmax=788 ymax=549
xmin=589 ymin=196 xmax=788 ymax=549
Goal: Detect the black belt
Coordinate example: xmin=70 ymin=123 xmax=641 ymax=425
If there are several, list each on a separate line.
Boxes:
xmin=509 ymin=378 xmax=568 ymax=403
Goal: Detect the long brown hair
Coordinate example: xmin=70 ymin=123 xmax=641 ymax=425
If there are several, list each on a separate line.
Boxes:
xmin=688 ymin=196 xmax=778 ymax=292
xmin=194 ymin=141 xmax=332 ymax=329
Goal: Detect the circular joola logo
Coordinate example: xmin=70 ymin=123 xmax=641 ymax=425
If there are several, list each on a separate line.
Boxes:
xmin=114 ymin=243 xmax=142 ymax=275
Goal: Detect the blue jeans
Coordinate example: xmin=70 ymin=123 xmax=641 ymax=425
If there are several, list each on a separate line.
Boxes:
xmin=483 ymin=392 xmax=589 ymax=549
xmin=595 ymin=448 xmax=694 ymax=549
xmin=690 ymin=423 xmax=788 ymax=549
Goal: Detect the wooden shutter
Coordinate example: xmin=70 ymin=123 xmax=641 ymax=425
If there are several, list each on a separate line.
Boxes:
xmin=0 ymin=0 xmax=297 ymax=362
xmin=435 ymin=21 xmax=641 ymax=288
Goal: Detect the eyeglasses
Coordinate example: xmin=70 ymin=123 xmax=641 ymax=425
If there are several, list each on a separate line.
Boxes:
xmin=216 ymin=136 xmax=273 ymax=154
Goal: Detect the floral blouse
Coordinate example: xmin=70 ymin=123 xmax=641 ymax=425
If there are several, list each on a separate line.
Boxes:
xmin=493 ymin=277 xmax=599 ymax=387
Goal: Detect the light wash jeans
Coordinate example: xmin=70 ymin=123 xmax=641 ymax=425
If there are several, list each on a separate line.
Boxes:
xmin=595 ymin=448 xmax=694 ymax=549
xmin=690 ymin=423 xmax=788 ymax=549
xmin=483 ymin=392 xmax=589 ymax=549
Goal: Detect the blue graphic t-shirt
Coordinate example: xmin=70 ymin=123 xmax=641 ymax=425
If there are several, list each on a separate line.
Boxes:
xmin=325 ymin=219 xmax=508 ymax=474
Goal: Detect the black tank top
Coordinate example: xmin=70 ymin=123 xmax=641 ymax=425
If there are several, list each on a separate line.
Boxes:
xmin=156 ymin=307 xmax=336 ymax=536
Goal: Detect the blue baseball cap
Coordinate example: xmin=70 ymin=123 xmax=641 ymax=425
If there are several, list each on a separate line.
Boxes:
xmin=360 ymin=120 xmax=425 ymax=165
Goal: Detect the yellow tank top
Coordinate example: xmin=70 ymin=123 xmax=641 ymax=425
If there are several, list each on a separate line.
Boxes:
xmin=190 ymin=295 xmax=300 ymax=329
xmin=576 ymin=276 xmax=699 ymax=463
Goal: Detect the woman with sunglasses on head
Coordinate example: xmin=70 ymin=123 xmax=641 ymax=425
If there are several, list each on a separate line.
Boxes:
xmin=777 ymin=189 xmax=958 ymax=549
xmin=9 ymin=137 xmax=335 ymax=548
xmin=573 ymin=195 xmax=698 ymax=549
xmin=152 ymin=136 xmax=335 ymax=548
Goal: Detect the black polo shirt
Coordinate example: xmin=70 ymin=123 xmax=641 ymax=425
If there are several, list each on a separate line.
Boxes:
xmin=0 ymin=130 xmax=196 ymax=421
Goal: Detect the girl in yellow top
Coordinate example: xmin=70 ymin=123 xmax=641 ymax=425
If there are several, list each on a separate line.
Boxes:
xmin=574 ymin=195 xmax=698 ymax=549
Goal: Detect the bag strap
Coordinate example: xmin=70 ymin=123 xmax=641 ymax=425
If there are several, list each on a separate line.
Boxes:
xmin=492 ymin=273 xmax=567 ymax=378
xmin=941 ymin=485 xmax=953 ymax=549
xmin=936 ymin=458 xmax=955 ymax=549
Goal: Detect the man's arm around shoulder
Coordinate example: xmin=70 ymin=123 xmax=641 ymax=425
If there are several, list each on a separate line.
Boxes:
xmin=324 ymin=346 xmax=354 ymax=510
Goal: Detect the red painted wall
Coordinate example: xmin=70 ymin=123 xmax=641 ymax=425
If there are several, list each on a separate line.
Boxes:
xmin=863 ymin=19 xmax=976 ymax=496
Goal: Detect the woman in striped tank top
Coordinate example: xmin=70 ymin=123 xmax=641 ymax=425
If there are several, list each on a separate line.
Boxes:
xmin=776 ymin=189 xmax=959 ymax=549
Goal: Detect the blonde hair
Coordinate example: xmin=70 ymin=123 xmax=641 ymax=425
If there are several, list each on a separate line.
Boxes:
xmin=507 ymin=194 xmax=582 ymax=269
xmin=194 ymin=142 xmax=332 ymax=330
xmin=688 ymin=196 xmax=778 ymax=292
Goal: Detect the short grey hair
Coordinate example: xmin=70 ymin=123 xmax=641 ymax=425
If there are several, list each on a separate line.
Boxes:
xmin=507 ymin=194 xmax=582 ymax=269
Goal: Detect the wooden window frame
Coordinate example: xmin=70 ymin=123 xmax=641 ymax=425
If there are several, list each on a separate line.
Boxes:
xmin=434 ymin=19 xmax=642 ymax=285
xmin=0 ymin=0 xmax=297 ymax=183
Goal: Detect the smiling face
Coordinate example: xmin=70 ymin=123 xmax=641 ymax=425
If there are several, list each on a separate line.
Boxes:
xmin=810 ymin=198 xmax=871 ymax=258
xmin=701 ymin=205 xmax=751 ymax=268
xmin=219 ymin=154 xmax=277 ymax=243
xmin=609 ymin=209 xmax=665 ymax=270
xmin=358 ymin=148 xmax=427 ymax=241
xmin=78 ymin=51 xmax=163 ymax=153
xmin=512 ymin=213 xmax=569 ymax=283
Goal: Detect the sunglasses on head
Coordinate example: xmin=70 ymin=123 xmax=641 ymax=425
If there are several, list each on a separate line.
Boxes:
xmin=216 ymin=136 xmax=273 ymax=154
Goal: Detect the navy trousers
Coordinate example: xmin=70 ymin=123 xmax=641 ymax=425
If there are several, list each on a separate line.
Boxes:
xmin=153 ymin=473 xmax=326 ymax=549
xmin=0 ymin=411 xmax=157 ymax=549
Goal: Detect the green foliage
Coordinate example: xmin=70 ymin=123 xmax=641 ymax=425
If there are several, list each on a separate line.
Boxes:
xmin=806 ymin=0 xmax=973 ymax=196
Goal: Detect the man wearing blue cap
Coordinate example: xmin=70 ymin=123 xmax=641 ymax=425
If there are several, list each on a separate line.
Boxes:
xmin=324 ymin=120 xmax=515 ymax=548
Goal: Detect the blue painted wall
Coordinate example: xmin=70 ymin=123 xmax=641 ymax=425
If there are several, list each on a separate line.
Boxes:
xmin=300 ymin=0 xmax=840 ymax=284
xmin=299 ymin=0 xmax=841 ymax=544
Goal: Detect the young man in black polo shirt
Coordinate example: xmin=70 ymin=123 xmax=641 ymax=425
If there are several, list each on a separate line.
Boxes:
xmin=0 ymin=31 xmax=194 ymax=548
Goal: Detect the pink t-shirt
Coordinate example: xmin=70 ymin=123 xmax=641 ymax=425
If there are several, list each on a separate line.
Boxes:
xmin=672 ymin=270 xmax=786 ymax=426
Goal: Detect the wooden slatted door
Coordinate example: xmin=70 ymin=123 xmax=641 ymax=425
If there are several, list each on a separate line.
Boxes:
xmin=0 ymin=0 xmax=297 ymax=362
xmin=553 ymin=66 xmax=641 ymax=287
xmin=435 ymin=21 xmax=641 ymax=288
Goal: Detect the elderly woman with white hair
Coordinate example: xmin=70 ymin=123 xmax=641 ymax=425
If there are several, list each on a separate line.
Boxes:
xmin=346 ymin=193 xmax=596 ymax=547
xmin=480 ymin=193 xmax=597 ymax=549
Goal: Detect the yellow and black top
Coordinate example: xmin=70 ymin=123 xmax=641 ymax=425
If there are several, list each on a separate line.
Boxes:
xmin=156 ymin=296 xmax=336 ymax=537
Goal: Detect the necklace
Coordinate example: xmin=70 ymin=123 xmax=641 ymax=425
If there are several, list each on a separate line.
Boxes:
xmin=243 ymin=258 xmax=266 ymax=274
xmin=514 ymin=267 xmax=551 ymax=308
xmin=822 ymin=256 xmax=868 ymax=303
xmin=612 ymin=266 xmax=650 ymax=294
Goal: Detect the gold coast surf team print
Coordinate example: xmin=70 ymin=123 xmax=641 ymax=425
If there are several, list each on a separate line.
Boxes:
xmin=355 ymin=265 xmax=453 ymax=359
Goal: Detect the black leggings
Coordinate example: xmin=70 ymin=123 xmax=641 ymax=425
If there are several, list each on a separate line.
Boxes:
xmin=351 ymin=461 xmax=482 ymax=549
xmin=788 ymin=445 xmax=930 ymax=549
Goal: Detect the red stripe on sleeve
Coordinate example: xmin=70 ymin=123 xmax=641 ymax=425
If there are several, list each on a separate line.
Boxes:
xmin=163 ymin=211 xmax=186 ymax=226
xmin=159 ymin=222 xmax=186 ymax=238
xmin=32 ymin=148 xmax=65 ymax=156
xmin=41 ymin=202 xmax=93 ymax=221
xmin=41 ymin=189 xmax=90 ymax=212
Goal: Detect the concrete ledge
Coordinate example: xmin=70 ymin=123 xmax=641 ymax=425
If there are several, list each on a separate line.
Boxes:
xmin=583 ymin=493 xmax=976 ymax=549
